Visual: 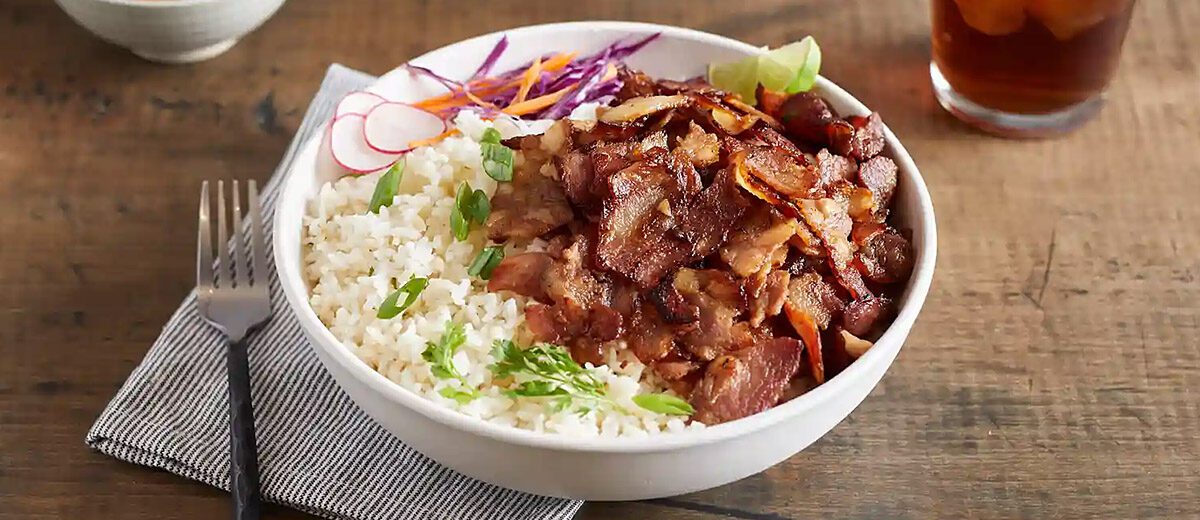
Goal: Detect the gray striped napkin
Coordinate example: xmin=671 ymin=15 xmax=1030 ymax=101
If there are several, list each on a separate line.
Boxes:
xmin=86 ymin=64 xmax=582 ymax=520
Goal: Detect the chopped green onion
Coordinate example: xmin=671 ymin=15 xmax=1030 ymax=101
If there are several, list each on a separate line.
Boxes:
xmin=468 ymin=245 xmax=505 ymax=280
xmin=368 ymin=161 xmax=404 ymax=213
xmin=376 ymin=276 xmax=428 ymax=319
xmin=483 ymin=247 xmax=505 ymax=278
xmin=482 ymin=143 xmax=514 ymax=182
xmin=467 ymin=188 xmax=490 ymax=223
xmin=450 ymin=182 xmax=472 ymax=241
xmin=481 ymin=127 xmax=503 ymax=144
xmin=479 ymin=129 xmax=514 ymax=182
xmin=455 ymin=182 xmax=473 ymax=211
xmin=451 ymin=183 xmax=491 ymax=241
xmin=450 ymin=208 xmax=469 ymax=241
xmin=632 ymin=393 xmax=695 ymax=416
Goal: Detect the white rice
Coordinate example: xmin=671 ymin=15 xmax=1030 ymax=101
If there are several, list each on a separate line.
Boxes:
xmin=303 ymin=111 xmax=703 ymax=437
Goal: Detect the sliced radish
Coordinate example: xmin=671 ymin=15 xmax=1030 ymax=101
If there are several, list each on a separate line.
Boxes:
xmin=335 ymin=91 xmax=387 ymax=119
xmin=363 ymin=102 xmax=448 ymax=153
xmin=329 ymin=114 xmax=400 ymax=173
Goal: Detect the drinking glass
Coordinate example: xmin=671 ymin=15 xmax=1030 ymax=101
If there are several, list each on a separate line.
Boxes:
xmin=930 ymin=0 xmax=1135 ymax=137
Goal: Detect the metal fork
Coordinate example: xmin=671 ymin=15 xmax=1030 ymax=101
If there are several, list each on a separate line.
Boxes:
xmin=197 ymin=180 xmax=272 ymax=520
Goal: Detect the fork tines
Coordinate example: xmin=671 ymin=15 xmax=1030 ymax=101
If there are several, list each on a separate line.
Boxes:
xmin=197 ymin=180 xmax=269 ymax=294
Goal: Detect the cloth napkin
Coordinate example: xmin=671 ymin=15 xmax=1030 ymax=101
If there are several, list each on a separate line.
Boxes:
xmin=86 ymin=64 xmax=583 ymax=520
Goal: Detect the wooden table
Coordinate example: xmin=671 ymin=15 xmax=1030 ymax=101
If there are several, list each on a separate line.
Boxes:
xmin=2 ymin=1 xmax=1198 ymax=518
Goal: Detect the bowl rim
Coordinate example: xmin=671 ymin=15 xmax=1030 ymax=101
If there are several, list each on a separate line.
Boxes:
xmin=274 ymin=20 xmax=937 ymax=454
xmin=88 ymin=0 xmax=227 ymax=6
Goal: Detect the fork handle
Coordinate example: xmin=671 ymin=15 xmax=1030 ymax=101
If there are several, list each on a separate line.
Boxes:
xmin=227 ymin=338 xmax=262 ymax=520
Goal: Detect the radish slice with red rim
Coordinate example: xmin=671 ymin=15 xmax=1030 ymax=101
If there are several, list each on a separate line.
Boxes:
xmin=335 ymin=91 xmax=387 ymax=119
xmin=363 ymin=102 xmax=448 ymax=153
xmin=329 ymin=114 xmax=400 ymax=173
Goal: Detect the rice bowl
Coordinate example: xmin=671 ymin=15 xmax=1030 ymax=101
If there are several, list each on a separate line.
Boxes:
xmin=274 ymin=21 xmax=936 ymax=500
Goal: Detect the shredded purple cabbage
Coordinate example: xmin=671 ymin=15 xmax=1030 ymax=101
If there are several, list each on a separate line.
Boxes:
xmin=408 ymin=32 xmax=660 ymax=121
xmin=534 ymin=33 xmax=660 ymax=119
xmin=470 ymin=35 xmax=510 ymax=80
xmin=404 ymin=64 xmax=463 ymax=92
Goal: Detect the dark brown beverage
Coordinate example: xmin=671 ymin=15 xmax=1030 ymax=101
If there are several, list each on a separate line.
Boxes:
xmin=930 ymin=0 xmax=1134 ymax=134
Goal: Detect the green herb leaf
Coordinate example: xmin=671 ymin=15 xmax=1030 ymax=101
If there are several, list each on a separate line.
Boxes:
xmin=489 ymin=340 xmax=612 ymax=415
xmin=376 ymin=276 xmax=428 ymax=319
xmin=491 ymin=339 xmax=523 ymax=377
xmin=480 ymin=128 xmax=503 ymax=144
xmin=632 ymin=393 xmax=695 ymax=416
xmin=468 ymin=245 xmax=505 ymax=280
xmin=421 ymin=322 xmax=479 ymax=403
xmin=422 ymin=322 xmax=466 ymax=371
xmin=429 ymin=364 xmax=456 ymax=380
xmin=506 ymin=380 xmax=570 ymax=398
xmin=368 ymin=161 xmax=405 ymax=213
xmin=551 ymin=396 xmax=574 ymax=414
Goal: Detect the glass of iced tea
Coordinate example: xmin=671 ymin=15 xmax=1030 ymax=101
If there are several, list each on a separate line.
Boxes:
xmin=931 ymin=0 xmax=1135 ymax=137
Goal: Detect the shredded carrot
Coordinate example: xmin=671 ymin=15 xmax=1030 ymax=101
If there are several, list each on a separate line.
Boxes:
xmin=407 ymin=128 xmax=460 ymax=148
xmin=413 ymin=52 xmax=577 ymax=110
xmin=463 ymin=89 xmax=497 ymax=109
xmin=537 ymin=52 xmax=577 ymax=73
xmin=501 ymin=87 xmax=574 ymax=116
xmin=415 ymin=84 xmax=508 ymax=111
xmin=407 ymin=50 xmax=587 ymax=120
xmin=513 ymin=57 xmax=542 ymax=104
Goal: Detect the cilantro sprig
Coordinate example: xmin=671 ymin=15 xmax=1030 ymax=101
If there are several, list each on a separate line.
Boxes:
xmin=421 ymin=321 xmax=480 ymax=404
xmin=491 ymin=340 xmax=693 ymax=417
xmin=419 ymin=327 xmax=695 ymax=416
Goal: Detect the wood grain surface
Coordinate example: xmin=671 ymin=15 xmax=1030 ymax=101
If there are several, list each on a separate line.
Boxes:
xmin=2 ymin=1 xmax=1198 ymax=519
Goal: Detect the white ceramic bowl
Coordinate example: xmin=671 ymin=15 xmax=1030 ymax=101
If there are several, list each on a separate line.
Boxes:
xmin=55 ymin=0 xmax=285 ymax=64
xmin=274 ymin=21 xmax=937 ymax=501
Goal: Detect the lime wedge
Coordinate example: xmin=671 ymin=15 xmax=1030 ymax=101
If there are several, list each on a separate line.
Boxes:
xmin=755 ymin=58 xmax=793 ymax=93
xmin=776 ymin=36 xmax=821 ymax=93
xmin=707 ymin=57 xmax=760 ymax=102
xmin=707 ymin=37 xmax=823 ymax=100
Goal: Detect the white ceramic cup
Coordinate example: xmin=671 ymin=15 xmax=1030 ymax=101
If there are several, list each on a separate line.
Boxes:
xmin=273 ymin=21 xmax=938 ymax=500
xmin=55 ymin=0 xmax=286 ymax=64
